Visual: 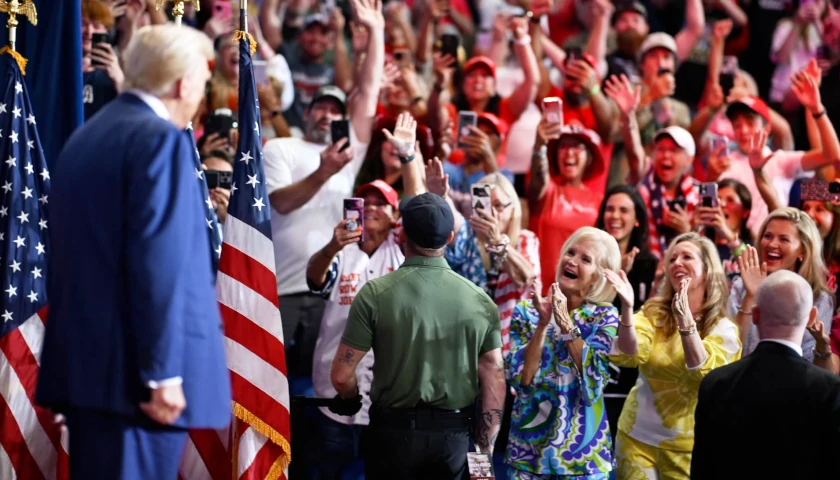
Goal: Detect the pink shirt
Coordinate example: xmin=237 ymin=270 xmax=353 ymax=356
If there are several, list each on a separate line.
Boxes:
xmin=718 ymin=147 xmax=806 ymax=235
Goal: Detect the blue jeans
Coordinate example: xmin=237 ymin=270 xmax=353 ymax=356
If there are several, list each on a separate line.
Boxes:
xmin=307 ymin=409 xmax=366 ymax=480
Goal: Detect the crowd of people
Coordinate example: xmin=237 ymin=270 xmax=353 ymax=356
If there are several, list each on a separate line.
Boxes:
xmin=77 ymin=0 xmax=840 ymax=478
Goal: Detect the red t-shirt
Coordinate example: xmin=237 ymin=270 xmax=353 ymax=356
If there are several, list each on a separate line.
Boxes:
xmin=530 ymin=181 xmax=603 ymax=295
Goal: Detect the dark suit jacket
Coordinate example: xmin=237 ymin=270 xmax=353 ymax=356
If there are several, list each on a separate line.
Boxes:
xmin=691 ymin=341 xmax=840 ymax=479
xmin=36 ymin=93 xmax=231 ymax=429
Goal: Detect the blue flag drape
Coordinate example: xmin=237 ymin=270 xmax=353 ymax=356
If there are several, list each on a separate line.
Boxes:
xmin=0 ymin=0 xmax=84 ymax=171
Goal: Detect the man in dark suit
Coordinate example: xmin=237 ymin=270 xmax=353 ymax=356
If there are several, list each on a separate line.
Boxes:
xmin=36 ymin=25 xmax=231 ymax=479
xmin=691 ymin=270 xmax=840 ymax=479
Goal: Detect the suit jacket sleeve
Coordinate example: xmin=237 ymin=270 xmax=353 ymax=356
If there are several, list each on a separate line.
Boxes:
xmin=691 ymin=375 xmax=713 ymax=479
xmin=126 ymin=128 xmax=199 ymax=384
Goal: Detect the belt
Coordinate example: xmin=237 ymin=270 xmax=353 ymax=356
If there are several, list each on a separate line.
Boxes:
xmin=369 ymin=404 xmax=472 ymax=430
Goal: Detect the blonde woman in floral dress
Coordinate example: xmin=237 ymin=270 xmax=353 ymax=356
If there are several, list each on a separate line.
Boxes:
xmin=607 ymin=232 xmax=741 ymax=480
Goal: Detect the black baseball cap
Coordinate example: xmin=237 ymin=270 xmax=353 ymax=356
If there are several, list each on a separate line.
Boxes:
xmin=399 ymin=193 xmax=455 ymax=249
xmin=612 ymin=1 xmax=648 ymax=25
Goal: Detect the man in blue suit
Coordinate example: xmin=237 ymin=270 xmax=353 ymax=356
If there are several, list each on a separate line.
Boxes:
xmin=36 ymin=24 xmax=231 ymax=479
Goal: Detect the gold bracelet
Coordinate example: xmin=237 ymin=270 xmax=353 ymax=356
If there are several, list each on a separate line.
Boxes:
xmin=737 ymin=307 xmax=753 ymax=316
xmin=619 ymin=320 xmax=634 ymax=328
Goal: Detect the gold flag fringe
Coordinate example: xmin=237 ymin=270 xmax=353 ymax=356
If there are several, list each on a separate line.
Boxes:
xmin=0 ymin=47 xmax=27 ymax=76
xmin=232 ymin=30 xmax=257 ymax=56
xmin=232 ymin=401 xmax=291 ymax=473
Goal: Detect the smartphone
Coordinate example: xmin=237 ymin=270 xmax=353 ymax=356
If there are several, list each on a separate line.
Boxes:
xmin=720 ymin=56 xmax=738 ymax=97
xmin=669 ymin=198 xmax=687 ymax=212
xmin=392 ymin=47 xmax=412 ymax=68
xmin=331 ymin=119 xmax=351 ymax=151
xmin=566 ymin=47 xmax=582 ymax=64
xmin=440 ymin=34 xmax=460 ymax=60
xmin=543 ymin=97 xmax=563 ymax=126
xmin=205 ymin=108 xmax=238 ymax=140
xmin=253 ymin=60 xmax=268 ymax=85
xmin=344 ymin=198 xmax=364 ymax=242
xmin=470 ymin=184 xmax=492 ymax=215
xmin=90 ymin=33 xmax=110 ymax=67
xmin=205 ymin=170 xmax=234 ymax=190
xmin=699 ymin=182 xmax=719 ymax=208
xmin=213 ymin=0 xmax=232 ymax=19
xmin=711 ymin=135 xmax=730 ymax=156
xmin=457 ymin=111 xmax=478 ymax=148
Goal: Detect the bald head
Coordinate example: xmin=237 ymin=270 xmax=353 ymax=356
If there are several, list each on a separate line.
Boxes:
xmin=755 ymin=271 xmax=814 ymax=339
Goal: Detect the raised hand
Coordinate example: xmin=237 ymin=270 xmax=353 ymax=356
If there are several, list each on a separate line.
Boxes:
xmin=605 ymin=269 xmax=634 ymax=311
xmin=551 ymin=283 xmax=574 ymax=332
xmin=432 ymin=52 xmax=457 ymax=89
xmin=530 ymin=286 xmax=554 ymax=329
xmin=470 ymin=207 xmax=502 ymax=245
xmin=671 ymin=277 xmax=693 ymax=328
xmin=382 ymin=112 xmax=417 ymax=157
xmin=621 ymin=246 xmax=639 ymax=274
xmin=534 ymin=118 xmax=564 ymax=149
xmin=711 ymin=18 xmax=733 ymax=43
xmin=747 ymin=129 xmax=774 ymax=170
xmin=326 ymin=219 xmax=363 ymax=255
xmin=604 ymin=74 xmax=640 ymax=116
xmin=425 ymin=157 xmax=450 ymax=198
xmin=318 ymin=138 xmax=355 ymax=179
xmin=459 ymin=126 xmax=497 ymax=163
xmin=737 ymin=245 xmax=767 ymax=297
xmin=352 ymin=0 xmax=384 ymax=30
xmin=790 ymin=62 xmax=824 ymax=114
xmin=510 ymin=16 xmax=529 ymax=41
xmin=350 ymin=22 xmax=369 ymax=52
xmin=565 ymin=59 xmax=600 ymax=92
xmin=91 ymin=43 xmax=124 ymax=89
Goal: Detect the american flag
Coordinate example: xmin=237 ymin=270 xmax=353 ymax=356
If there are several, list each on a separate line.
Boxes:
xmin=179 ymin=28 xmax=291 ymax=480
xmin=186 ymin=122 xmax=223 ymax=275
xmin=0 ymin=57 xmax=69 ymax=478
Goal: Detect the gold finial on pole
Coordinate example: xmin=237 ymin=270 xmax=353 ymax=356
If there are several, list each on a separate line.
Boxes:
xmin=155 ymin=0 xmax=199 ymax=27
xmin=0 ymin=0 xmax=37 ymax=52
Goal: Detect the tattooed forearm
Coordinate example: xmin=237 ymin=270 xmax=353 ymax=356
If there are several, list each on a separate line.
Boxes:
xmin=338 ymin=347 xmax=355 ymax=366
xmin=476 ymin=408 xmax=503 ymax=453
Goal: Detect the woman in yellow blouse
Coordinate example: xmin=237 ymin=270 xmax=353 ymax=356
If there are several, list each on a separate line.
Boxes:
xmin=605 ymin=232 xmax=741 ymax=480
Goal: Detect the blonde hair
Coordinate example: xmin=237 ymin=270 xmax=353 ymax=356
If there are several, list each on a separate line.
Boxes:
xmin=122 ymin=25 xmax=214 ymax=97
xmin=476 ymin=173 xmax=522 ymax=244
xmin=757 ymin=207 xmax=831 ymax=302
xmin=642 ymin=232 xmax=729 ymax=338
xmin=554 ymin=227 xmax=622 ymax=304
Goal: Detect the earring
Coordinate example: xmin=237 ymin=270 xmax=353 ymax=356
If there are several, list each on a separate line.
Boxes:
xmin=798 ymin=256 xmax=804 ymax=262
xmin=634 ymin=222 xmax=640 ymax=227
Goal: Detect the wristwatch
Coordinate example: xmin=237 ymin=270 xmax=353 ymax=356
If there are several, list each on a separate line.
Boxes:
xmin=559 ymin=326 xmax=581 ymax=342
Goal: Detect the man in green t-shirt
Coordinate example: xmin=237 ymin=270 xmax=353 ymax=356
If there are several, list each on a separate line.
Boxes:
xmin=330 ymin=192 xmax=505 ymax=479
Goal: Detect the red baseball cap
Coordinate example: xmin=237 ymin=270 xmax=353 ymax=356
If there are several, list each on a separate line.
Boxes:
xmin=354 ymin=180 xmax=399 ymax=209
xmin=463 ymin=56 xmax=496 ymax=78
xmin=726 ymin=96 xmax=771 ymax=124
xmin=476 ymin=112 xmax=508 ymax=140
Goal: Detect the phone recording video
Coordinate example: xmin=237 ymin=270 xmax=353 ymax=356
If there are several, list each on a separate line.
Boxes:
xmin=700 ymin=182 xmax=719 ymax=208
xmin=543 ymin=97 xmax=563 ymax=126
xmin=204 ymin=108 xmax=238 ymax=141
xmin=205 ymin=170 xmax=233 ymax=190
xmin=344 ymin=198 xmax=364 ymax=242
xmin=439 ymin=34 xmax=460 ymax=60
xmin=720 ymin=56 xmax=738 ymax=97
xmin=470 ymin=184 xmax=493 ymax=215
xmin=457 ymin=111 xmax=478 ymax=148
xmin=331 ymin=119 xmax=351 ymax=151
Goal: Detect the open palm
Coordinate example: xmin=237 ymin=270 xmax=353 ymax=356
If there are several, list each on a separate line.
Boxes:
xmin=383 ymin=112 xmax=417 ymax=156
xmin=352 ymin=0 xmax=384 ymax=29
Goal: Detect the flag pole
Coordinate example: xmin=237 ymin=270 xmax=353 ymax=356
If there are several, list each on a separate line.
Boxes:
xmin=1 ymin=0 xmax=38 ymax=52
xmin=155 ymin=0 xmax=199 ymax=26
xmin=240 ymin=0 xmax=247 ymax=33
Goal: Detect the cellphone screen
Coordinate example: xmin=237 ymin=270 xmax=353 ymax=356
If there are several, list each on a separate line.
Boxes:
xmin=470 ymin=184 xmax=492 ymax=215
xmin=543 ymin=97 xmax=563 ymax=125
xmin=700 ymin=182 xmax=718 ymax=208
xmin=344 ymin=198 xmax=364 ymax=242
xmin=440 ymin=34 xmax=459 ymax=59
xmin=331 ymin=120 xmax=351 ymax=151
xmin=457 ymin=111 xmax=478 ymax=148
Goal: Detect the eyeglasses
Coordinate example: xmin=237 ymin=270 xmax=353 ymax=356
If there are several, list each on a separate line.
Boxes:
xmin=492 ymin=201 xmax=513 ymax=213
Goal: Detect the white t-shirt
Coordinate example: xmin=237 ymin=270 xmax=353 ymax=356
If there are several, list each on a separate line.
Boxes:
xmin=495 ymin=66 xmax=540 ymax=174
xmin=311 ymin=230 xmax=404 ymax=425
xmin=717 ymin=146 xmax=807 ymax=235
xmin=264 ymin=131 xmax=368 ymax=296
